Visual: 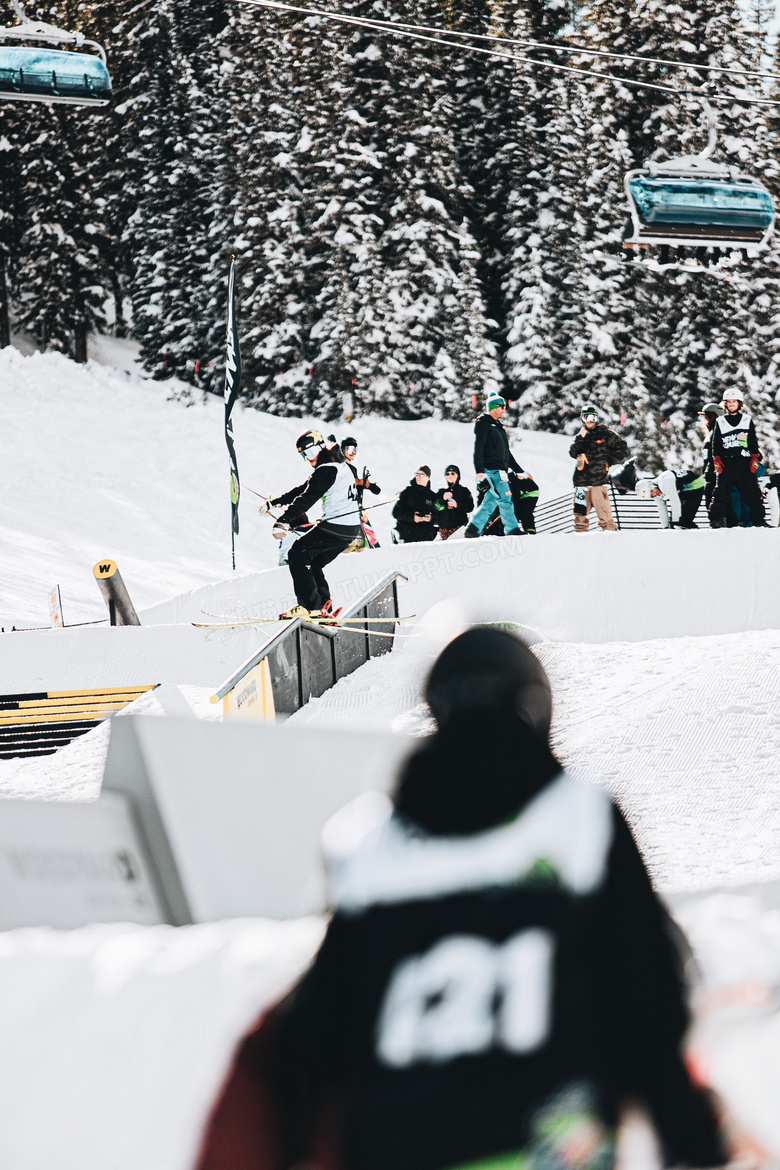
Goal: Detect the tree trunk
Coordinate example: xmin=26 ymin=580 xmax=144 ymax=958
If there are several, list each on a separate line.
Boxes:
xmin=0 ymin=252 xmax=9 ymax=350
xmin=111 ymin=271 xmax=127 ymax=338
xmin=72 ymin=258 xmax=88 ymax=363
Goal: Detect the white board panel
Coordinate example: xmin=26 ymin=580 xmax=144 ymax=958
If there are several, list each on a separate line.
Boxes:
xmin=103 ymin=716 xmax=413 ymax=921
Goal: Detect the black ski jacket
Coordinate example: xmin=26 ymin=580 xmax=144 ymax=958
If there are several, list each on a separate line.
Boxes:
xmin=569 ymin=425 xmax=629 ymax=487
xmin=393 ymin=480 xmax=437 ymax=542
xmin=277 ymin=718 xmax=724 ymax=1170
xmin=274 ymin=449 xmax=350 ymax=527
xmin=434 ymin=476 xmax=474 ymax=530
xmin=347 ymin=463 xmax=381 ymax=506
xmin=473 ymin=414 xmax=523 ymax=476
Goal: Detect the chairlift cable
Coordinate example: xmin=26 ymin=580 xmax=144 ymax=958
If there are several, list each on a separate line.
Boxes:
xmin=229 ymin=0 xmax=780 ymax=105
xmin=234 ymin=0 xmax=780 ymax=84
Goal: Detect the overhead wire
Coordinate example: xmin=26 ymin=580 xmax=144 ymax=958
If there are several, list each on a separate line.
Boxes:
xmin=230 ymin=0 xmax=780 ymax=105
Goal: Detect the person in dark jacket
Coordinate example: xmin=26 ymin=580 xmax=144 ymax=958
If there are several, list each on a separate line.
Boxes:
xmin=697 ymin=402 xmax=724 ymax=511
xmin=434 ymin=465 xmax=474 ymax=540
xmin=341 ymin=437 xmax=381 ymax=505
xmin=393 ymin=467 xmax=437 ymax=542
xmin=465 ymin=395 xmax=524 ymax=538
xmin=199 ymin=629 xmax=727 ymax=1170
xmin=708 ymin=394 xmax=767 ymax=528
xmin=569 ymin=405 xmax=629 ymax=532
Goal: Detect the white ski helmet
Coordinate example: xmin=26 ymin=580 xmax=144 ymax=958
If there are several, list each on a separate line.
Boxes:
xmin=722 ymin=393 xmax=744 ymax=408
xmin=635 ymin=479 xmax=657 ymax=500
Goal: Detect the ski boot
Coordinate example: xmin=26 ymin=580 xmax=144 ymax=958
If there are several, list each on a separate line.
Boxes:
xmin=278 ymin=604 xmax=314 ymax=620
xmin=318 ymin=599 xmax=343 ymax=625
xmin=463 ymin=524 xmax=480 ymax=539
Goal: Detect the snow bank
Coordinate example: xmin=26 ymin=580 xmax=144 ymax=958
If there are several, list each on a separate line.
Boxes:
xmin=141 ymin=526 xmax=780 ymax=644
xmin=0 ymin=916 xmax=323 ymax=1170
xmin=0 ymin=622 xmax=274 ymax=694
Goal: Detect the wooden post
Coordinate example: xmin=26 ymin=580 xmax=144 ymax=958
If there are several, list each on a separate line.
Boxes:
xmin=93 ymin=560 xmax=141 ymax=626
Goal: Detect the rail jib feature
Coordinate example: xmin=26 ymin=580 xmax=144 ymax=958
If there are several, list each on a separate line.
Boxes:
xmin=213 ymin=571 xmax=407 ymax=720
xmin=0 ymin=685 xmax=158 ymax=758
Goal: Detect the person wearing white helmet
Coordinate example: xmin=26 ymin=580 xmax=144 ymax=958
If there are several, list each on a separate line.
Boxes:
xmin=267 ymin=430 xmax=362 ymax=618
xmin=635 ymin=470 xmax=705 ymax=528
xmin=709 ymin=395 xmax=767 ymax=527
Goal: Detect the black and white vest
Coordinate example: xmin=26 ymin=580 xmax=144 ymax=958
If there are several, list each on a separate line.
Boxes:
xmin=321 ymin=461 xmax=361 ymax=525
xmin=715 ymin=412 xmax=753 ymax=457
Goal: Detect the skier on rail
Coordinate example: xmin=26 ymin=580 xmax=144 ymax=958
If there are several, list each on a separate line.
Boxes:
xmin=263 ymin=430 xmax=361 ymax=619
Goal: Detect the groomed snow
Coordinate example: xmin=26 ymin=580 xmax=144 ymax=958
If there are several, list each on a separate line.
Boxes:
xmin=290 ymin=626 xmax=780 ymax=894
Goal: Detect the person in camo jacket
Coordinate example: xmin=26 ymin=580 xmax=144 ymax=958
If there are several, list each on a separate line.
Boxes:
xmin=569 ymin=405 xmax=629 ymax=532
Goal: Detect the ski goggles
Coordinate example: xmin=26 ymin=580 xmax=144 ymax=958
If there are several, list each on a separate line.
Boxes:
xmin=300 ymin=442 xmax=325 ymax=460
xmin=342 ymin=444 xmax=357 ymax=456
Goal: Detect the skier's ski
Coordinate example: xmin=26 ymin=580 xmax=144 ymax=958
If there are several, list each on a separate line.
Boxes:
xmin=193 ymin=614 xmax=415 ymax=629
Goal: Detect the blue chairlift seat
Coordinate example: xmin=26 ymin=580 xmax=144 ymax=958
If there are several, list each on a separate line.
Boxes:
xmin=0 ymin=44 xmax=111 ymax=104
xmin=628 ymin=175 xmax=774 ymax=240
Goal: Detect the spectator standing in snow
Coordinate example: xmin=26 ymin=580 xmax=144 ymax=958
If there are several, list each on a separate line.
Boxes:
xmin=199 ymin=628 xmax=726 ymax=1170
xmin=708 ymin=394 xmax=767 ymax=528
xmin=569 ymin=405 xmax=628 ymax=532
xmin=697 ymin=402 xmax=724 ymax=511
xmin=342 ymin=437 xmax=381 ymax=505
xmin=434 ymin=465 xmax=474 ymax=540
xmin=635 ymin=471 xmax=705 ymax=529
xmin=464 ymin=394 xmax=524 ymax=538
xmin=393 ymin=466 xmax=437 ymax=542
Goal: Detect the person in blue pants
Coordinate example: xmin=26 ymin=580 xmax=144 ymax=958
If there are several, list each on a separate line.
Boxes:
xmin=464 ymin=394 xmax=524 ymax=537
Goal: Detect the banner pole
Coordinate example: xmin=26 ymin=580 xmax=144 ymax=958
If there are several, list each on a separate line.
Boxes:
xmin=224 ymin=259 xmax=242 ymax=571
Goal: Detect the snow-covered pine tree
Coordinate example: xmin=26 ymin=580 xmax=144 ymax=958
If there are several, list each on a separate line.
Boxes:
xmin=123 ymin=0 xmax=227 ymax=383
xmin=499 ymin=0 xmax=590 ymax=432
xmin=0 ymin=109 xmax=23 ymax=348
xmin=2 ymin=0 xmax=111 ymax=360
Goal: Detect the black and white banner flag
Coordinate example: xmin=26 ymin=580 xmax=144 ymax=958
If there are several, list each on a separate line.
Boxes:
xmin=224 ymin=260 xmax=241 ymax=563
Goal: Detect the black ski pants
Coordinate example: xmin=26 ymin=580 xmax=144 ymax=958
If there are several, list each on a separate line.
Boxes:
xmin=678 ymin=489 xmax=703 ymax=528
xmin=709 ymin=460 xmax=765 ymax=528
xmin=287 ymin=521 xmax=359 ymax=610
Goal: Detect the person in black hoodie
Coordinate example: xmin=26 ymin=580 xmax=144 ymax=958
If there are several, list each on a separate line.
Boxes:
xmin=393 ymin=466 xmax=437 ymax=542
xmin=434 ymin=465 xmax=474 ymax=540
xmin=219 ymin=629 xmax=723 ymax=1170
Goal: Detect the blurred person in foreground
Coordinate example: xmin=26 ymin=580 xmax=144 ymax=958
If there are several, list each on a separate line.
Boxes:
xmin=199 ymin=628 xmax=725 ymax=1170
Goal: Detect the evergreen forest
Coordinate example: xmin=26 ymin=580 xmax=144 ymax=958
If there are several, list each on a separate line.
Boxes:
xmin=2 ymin=0 xmax=780 ymax=469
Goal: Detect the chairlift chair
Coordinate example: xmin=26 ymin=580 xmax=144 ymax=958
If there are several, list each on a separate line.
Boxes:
xmin=0 ymin=0 xmax=111 ymax=106
xmin=622 ymin=100 xmax=775 ymax=268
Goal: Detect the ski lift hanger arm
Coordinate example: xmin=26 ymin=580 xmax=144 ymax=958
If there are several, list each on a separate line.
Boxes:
xmin=229 ymin=0 xmax=780 ymax=106
xmin=0 ymin=0 xmax=108 ymax=63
